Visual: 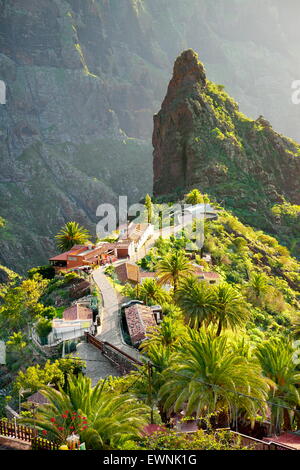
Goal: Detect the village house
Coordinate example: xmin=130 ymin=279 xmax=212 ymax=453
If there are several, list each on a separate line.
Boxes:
xmin=118 ymin=222 xmax=154 ymax=254
xmin=49 ymin=304 xmax=94 ymax=344
xmin=49 ymin=243 xmax=118 ymax=273
xmin=115 ymin=262 xmax=140 ymax=285
xmin=124 ymin=303 xmax=158 ymax=347
xmin=193 ymin=264 xmax=221 ymax=285
xmin=197 ymin=271 xmax=221 ymax=284
xmin=139 ymin=266 xmax=220 ymax=287
xmin=49 ymin=223 xmax=154 ymax=273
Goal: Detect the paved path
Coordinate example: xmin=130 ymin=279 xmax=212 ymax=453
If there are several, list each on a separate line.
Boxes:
xmin=73 ymin=342 xmax=120 ymax=386
xmin=93 ymin=268 xmax=142 ymax=362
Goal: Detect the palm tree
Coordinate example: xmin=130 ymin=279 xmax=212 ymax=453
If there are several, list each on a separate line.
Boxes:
xmin=247 ymin=272 xmax=270 ymax=305
xmin=55 ymin=222 xmax=90 ymax=252
xmin=21 ymin=375 xmax=148 ymax=449
xmin=212 ymin=283 xmax=250 ymax=336
xmin=141 ymin=315 xmax=185 ymax=350
xmin=133 ymin=343 xmax=172 ymax=423
xmin=138 ymin=278 xmax=170 ymax=305
xmin=176 ymin=277 xmax=216 ymax=329
xmin=156 ymin=251 xmax=194 ymax=293
xmin=161 ymin=303 xmax=183 ymax=320
xmin=256 ymin=338 xmax=300 ymax=433
xmin=292 ymin=313 xmax=300 ymax=339
xmin=159 ymin=329 xmax=270 ymax=425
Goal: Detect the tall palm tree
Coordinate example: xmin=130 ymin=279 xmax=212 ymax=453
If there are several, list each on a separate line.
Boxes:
xmin=133 ymin=343 xmax=172 ymax=423
xmin=21 ymin=375 xmax=148 ymax=449
xmin=247 ymin=272 xmax=270 ymax=305
xmin=256 ymin=338 xmax=300 ymax=433
xmin=213 ymin=283 xmax=250 ymax=336
xmin=138 ymin=278 xmax=170 ymax=305
xmin=55 ymin=221 xmax=90 ymax=252
xmin=159 ymin=329 xmax=270 ymax=424
xmin=156 ymin=251 xmax=194 ymax=293
xmin=141 ymin=315 xmax=185 ymax=350
xmin=176 ymin=277 xmax=216 ymax=329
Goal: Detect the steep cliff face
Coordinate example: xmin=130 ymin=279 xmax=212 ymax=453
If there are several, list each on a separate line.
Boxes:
xmin=1 ymin=0 xmax=300 ymax=272
xmin=0 ymin=0 xmax=153 ymax=272
xmin=153 ymin=50 xmax=300 ymax=251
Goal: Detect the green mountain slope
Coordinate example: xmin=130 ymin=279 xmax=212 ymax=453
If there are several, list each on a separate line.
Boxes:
xmin=153 ymin=50 xmax=300 ymax=256
xmin=1 ymin=0 xmax=300 ymax=271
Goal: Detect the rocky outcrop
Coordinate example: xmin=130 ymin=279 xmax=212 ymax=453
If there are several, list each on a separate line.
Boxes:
xmin=1 ymin=1 xmax=300 ymax=271
xmin=153 ymin=50 xmax=300 ymax=249
xmin=0 ymin=0 xmax=154 ymax=272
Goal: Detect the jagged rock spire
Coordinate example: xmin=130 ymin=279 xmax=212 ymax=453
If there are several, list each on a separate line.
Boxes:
xmin=172 ymin=49 xmax=206 ymax=88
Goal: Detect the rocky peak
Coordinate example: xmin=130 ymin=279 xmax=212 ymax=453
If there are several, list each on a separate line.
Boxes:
xmin=171 ymin=49 xmax=206 ymax=89
xmin=153 ymin=50 xmax=300 ymax=250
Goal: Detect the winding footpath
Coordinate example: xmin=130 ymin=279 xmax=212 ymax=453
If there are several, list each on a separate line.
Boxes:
xmin=93 ymin=267 xmax=142 ymax=362
xmin=75 ymin=220 xmax=194 ymax=384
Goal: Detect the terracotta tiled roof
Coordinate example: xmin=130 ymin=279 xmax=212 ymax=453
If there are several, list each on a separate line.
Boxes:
xmin=115 ymin=263 xmax=140 ymax=284
xmin=50 ymin=243 xmax=116 ymax=262
xmin=195 ymin=270 xmax=220 ymax=281
xmin=63 ymin=304 xmax=93 ymax=321
xmin=140 ymin=271 xmax=157 ymax=279
xmin=49 ymin=245 xmax=86 ymax=261
xmin=125 ymin=304 xmax=157 ymax=345
xmin=119 ymin=223 xmax=151 ymax=243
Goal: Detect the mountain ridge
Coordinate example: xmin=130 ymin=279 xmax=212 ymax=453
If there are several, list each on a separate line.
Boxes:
xmin=153 ymin=50 xmax=300 ymax=256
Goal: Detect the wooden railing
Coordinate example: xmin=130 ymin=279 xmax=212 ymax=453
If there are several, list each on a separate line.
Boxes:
xmin=31 ymin=436 xmax=59 ymax=451
xmin=0 ymin=420 xmax=59 ymax=450
xmin=85 ymin=332 xmax=143 ymax=372
xmin=0 ymin=419 xmax=34 ymax=442
xmin=230 ymin=431 xmax=295 ymax=451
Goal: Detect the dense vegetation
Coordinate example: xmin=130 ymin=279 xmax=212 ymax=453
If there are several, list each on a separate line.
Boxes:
xmin=121 ymin=190 xmax=300 ymax=436
xmin=1 ymin=191 xmax=300 ymax=449
xmin=153 ymin=50 xmax=300 ymax=258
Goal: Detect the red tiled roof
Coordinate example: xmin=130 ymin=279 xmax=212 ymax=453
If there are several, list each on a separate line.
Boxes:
xmin=125 ymin=304 xmax=156 ymax=345
xmin=49 ymin=245 xmax=87 ymax=261
xmin=115 ymin=263 xmax=140 ymax=284
xmin=140 ymin=271 xmax=157 ymax=279
xmin=50 ymin=243 xmax=116 ymax=262
xmin=119 ymin=223 xmax=151 ymax=243
xmin=63 ymin=304 xmax=93 ymax=321
xmin=196 ymin=270 xmax=220 ymax=280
